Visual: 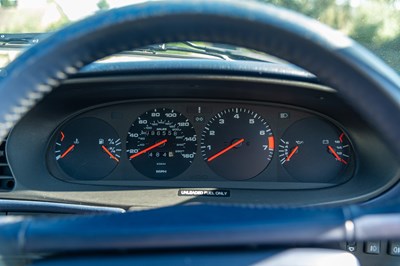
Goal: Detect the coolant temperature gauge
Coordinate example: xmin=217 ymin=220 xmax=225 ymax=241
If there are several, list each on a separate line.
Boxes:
xmin=279 ymin=117 xmax=353 ymax=183
xmin=54 ymin=117 xmax=121 ymax=180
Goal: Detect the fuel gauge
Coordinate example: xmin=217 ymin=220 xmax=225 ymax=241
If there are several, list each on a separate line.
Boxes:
xmin=279 ymin=117 xmax=353 ymax=183
xmin=54 ymin=117 xmax=121 ymax=180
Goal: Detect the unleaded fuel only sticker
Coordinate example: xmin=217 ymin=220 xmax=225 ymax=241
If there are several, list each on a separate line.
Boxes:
xmin=178 ymin=189 xmax=230 ymax=197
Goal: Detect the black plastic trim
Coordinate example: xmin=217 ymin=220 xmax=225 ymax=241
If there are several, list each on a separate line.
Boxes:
xmin=0 ymin=199 xmax=125 ymax=214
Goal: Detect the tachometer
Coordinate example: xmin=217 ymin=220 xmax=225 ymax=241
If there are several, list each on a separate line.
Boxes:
xmin=201 ymin=108 xmax=274 ymax=180
xmin=126 ymin=108 xmax=197 ymax=179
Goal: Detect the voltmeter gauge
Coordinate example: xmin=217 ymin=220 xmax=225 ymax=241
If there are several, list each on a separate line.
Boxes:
xmin=279 ymin=117 xmax=353 ymax=183
xmin=126 ymin=108 xmax=197 ymax=179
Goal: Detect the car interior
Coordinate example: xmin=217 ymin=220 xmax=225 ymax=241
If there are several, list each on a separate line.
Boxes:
xmin=0 ymin=1 xmax=399 ymax=265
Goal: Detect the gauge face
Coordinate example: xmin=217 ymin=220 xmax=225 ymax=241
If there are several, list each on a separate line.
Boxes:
xmin=54 ymin=117 xmax=121 ymax=180
xmin=126 ymin=108 xmax=197 ymax=179
xmin=201 ymin=108 xmax=274 ymax=180
xmin=279 ymin=117 xmax=352 ymax=182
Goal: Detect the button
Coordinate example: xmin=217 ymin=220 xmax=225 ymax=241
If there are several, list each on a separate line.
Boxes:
xmin=365 ymin=241 xmax=380 ymax=254
xmin=346 ymin=242 xmax=357 ymax=252
xmin=388 ymin=241 xmax=400 ymax=256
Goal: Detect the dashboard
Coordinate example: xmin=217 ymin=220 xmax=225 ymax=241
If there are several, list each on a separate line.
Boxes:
xmin=3 ymin=61 xmax=399 ymax=208
xmin=1 ymin=2 xmax=399 ymax=263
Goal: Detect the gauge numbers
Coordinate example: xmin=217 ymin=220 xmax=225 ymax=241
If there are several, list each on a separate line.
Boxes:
xmin=54 ymin=117 xmax=121 ymax=180
xmin=279 ymin=117 xmax=352 ymax=182
xmin=126 ymin=108 xmax=197 ymax=179
xmin=201 ymin=108 xmax=274 ymax=180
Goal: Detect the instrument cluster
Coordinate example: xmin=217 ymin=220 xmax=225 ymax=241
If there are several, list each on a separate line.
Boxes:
xmin=47 ymin=100 xmax=355 ymax=188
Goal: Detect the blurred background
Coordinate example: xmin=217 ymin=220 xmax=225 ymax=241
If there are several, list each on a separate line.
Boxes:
xmin=0 ymin=0 xmax=399 ymax=73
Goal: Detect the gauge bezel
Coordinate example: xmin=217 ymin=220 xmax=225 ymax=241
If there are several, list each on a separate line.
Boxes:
xmin=45 ymin=99 xmax=356 ymax=189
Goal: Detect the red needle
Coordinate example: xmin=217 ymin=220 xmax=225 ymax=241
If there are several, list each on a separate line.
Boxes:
xmin=129 ymin=139 xmax=168 ymax=159
xmin=328 ymin=145 xmax=347 ymax=165
xmin=207 ymin=138 xmax=245 ymax=162
xmin=339 ymin=133 xmax=345 ymax=143
xmin=286 ymin=146 xmax=299 ymax=161
xmin=60 ymin=144 xmax=75 ymax=159
xmin=101 ymin=145 xmax=119 ymax=162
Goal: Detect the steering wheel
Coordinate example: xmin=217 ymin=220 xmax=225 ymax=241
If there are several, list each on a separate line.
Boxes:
xmin=0 ymin=0 xmax=399 ymax=255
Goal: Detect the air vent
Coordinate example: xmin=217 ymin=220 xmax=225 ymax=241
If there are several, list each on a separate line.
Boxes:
xmin=0 ymin=136 xmax=15 ymax=191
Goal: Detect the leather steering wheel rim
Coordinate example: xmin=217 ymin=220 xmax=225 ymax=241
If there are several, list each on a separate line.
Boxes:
xmin=0 ymin=0 xmax=399 ymax=157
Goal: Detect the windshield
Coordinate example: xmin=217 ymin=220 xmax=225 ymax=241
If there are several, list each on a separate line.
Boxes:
xmin=0 ymin=0 xmax=399 ymax=73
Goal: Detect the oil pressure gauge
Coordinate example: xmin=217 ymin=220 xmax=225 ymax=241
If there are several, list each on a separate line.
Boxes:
xmin=279 ymin=117 xmax=353 ymax=183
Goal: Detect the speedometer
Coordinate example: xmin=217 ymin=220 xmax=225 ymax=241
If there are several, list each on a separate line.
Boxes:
xmin=126 ymin=108 xmax=197 ymax=179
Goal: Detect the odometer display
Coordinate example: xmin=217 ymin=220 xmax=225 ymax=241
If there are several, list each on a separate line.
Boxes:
xmin=201 ymin=108 xmax=274 ymax=180
xmin=126 ymin=108 xmax=197 ymax=179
